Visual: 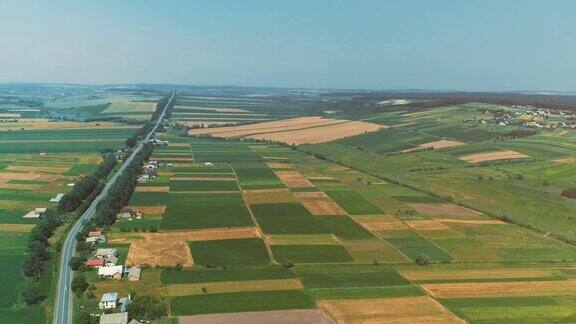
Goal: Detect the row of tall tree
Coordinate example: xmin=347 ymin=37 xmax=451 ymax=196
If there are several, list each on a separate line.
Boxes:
xmin=93 ymin=144 xmax=154 ymax=227
xmin=20 ymin=210 xmax=63 ymax=305
xmin=58 ymin=155 xmax=117 ymax=212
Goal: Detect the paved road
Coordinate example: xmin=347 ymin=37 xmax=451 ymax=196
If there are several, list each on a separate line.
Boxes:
xmin=53 ymin=91 xmax=175 ymax=324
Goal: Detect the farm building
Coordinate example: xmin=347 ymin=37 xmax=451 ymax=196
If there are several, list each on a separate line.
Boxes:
xmin=95 ymin=248 xmax=118 ymax=259
xmin=98 ymin=292 xmax=118 ymax=309
xmin=203 ymin=162 xmax=214 ymax=167
xmin=85 ymin=258 xmax=105 ymax=267
xmin=22 ymin=207 xmax=47 ymax=219
xmin=98 ymin=265 xmax=123 ymax=279
xmin=49 ymin=193 xmax=64 ymax=203
xmin=88 ymin=230 xmax=102 ymax=237
xmin=99 ymin=312 xmax=128 ymax=324
xmin=86 ymin=231 xmax=107 ymax=244
xmin=127 ymin=267 xmax=141 ymax=281
xmin=117 ymin=207 xmax=142 ymax=220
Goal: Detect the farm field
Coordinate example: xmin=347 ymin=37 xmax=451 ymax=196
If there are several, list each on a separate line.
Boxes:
xmin=0 ymin=147 xmax=107 ymax=322
xmin=98 ymin=111 xmax=576 ymax=323
xmin=172 ymin=95 xmax=307 ymax=127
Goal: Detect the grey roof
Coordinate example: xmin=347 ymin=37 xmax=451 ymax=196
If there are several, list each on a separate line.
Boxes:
xmin=100 ymin=292 xmax=118 ymax=303
xmin=96 ymin=248 xmax=117 ymax=256
xmin=100 ymin=312 xmax=128 ymax=324
xmin=128 ymin=267 xmax=141 ymax=279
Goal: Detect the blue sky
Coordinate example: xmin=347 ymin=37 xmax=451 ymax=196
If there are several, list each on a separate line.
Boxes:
xmin=1 ymin=0 xmax=575 ymax=91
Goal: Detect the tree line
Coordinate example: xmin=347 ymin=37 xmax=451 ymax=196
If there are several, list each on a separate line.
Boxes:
xmin=58 ymin=155 xmax=117 ymax=212
xmin=93 ymin=143 xmax=154 ymax=227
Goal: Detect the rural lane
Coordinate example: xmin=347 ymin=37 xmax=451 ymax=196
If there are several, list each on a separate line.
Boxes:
xmin=53 ymin=91 xmax=175 ymax=324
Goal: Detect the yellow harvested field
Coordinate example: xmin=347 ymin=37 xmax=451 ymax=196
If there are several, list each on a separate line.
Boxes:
xmin=166 ymin=279 xmax=303 ymax=297
xmin=134 ymin=186 xmax=170 ymax=192
xmin=294 ymin=191 xmax=347 ymax=215
xmin=274 ymin=171 xmax=314 ymax=188
xmin=401 ymin=268 xmax=556 ymax=281
xmin=0 ymin=224 xmax=36 ymax=232
xmin=408 ymin=203 xmax=482 ymax=217
xmin=402 ymin=140 xmax=465 ymax=152
xmin=302 ymin=201 xmax=347 ymax=216
xmin=248 ymin=120 xmax=385 ymax=145
xmin=126 ymin=240 xmax=194 ymax=267
xmin=554 ymin=157 xmax=576 ymax=164
xmin=436 ymin=218 xmax=505 ymax=225
xmin=264 ymin=234 xmax=338 ymax=245
xmin=459 ymin=149 xmax=529 ymax=163
xmin=422 ymin=279 xmax=576 ymax=298
xmin=188 ymin=116 xmax=342 ymax=137
xmin=318 ymin=296 xmax=465 ymax=324
xmin=242 ymin=189 xmax=296 ymax=205
xmin=405 ymin=220 xmax=451 ymax=231
xmin=110 ymin=227 xmax=261 ymax=244
xmin=359 ymin=220 xmax=408 ymax=231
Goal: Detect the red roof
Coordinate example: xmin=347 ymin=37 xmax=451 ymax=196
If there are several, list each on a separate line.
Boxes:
xmin=88 ymin=230 xmax=102 ymax=238
xmin=85 ymin=258 xmax=105 ymax=267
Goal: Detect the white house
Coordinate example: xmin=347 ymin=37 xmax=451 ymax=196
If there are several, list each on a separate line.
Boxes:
xmin=99 ymin=312 xmax=128 ymax=324
xmin=22 ymin=208 xmax=47 ymax=219
xmin=99 ymin=292 xmax=118 ymax=309
xmin=98 ymin=265 xmax=123 ymax=279
xmin=50 ymin=193 xmax=65 ymax=203
xmin=203 ymin=162 xmax=214 ymax=167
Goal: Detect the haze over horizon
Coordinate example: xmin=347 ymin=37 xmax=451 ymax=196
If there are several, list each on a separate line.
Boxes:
xmin=1 ymin=0 xmax=575 ymax=91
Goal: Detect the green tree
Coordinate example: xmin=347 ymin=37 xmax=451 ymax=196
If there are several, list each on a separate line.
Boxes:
xmin=20 ymin=279 xmax=46 ymax=306
xmin=71 ymin=274 xmax=88 ymax=295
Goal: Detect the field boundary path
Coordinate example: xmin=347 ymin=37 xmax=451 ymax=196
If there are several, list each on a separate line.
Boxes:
xmin=53 ymin=91 xmax=175 ymax=324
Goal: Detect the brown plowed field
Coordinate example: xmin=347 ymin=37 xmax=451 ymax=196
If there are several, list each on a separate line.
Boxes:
xmin=275 ymin=171 xmax=314 ymax=188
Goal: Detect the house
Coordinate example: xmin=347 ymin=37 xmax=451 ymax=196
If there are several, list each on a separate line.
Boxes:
xmin=117 ymin=208 xmax=141 ymax=220
xmin=98 ymin=265 xmax=123 ymax=279
xmin=119 ymin=295 xmax=132 ymax=312
xmin=99 ymin=292 xmax=118 ymax=309
xmin=66 ymin=183 xmax=75 ymax=187
xmin=105 ymin=255 xmax=119 ymax=267
xmin=88 ymin=230 xmax=102 ymax=237
xmin=203 ymin=162 xmax=214 ymax=167
xmin=99 ymin=312 xmax=128 ymax=324
xmin=95 ymin=248 xmax=118 ymax=259
xmin=127 ymin=267 xmax=141 ymax=281
xmin=136 ymin=174 xmax=150 ymax=184
xmin=117 ymin=207 xmax=136 ymax=219
xmin=86 ymin=235 xmax=107 ymax=244
xmin=22 ymin=208 xmax=47 ymax=219
xmin=50 ymin=193 xmax=65 ymax=203
xmin=85 ymin=258 xmax=105 ymax=267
